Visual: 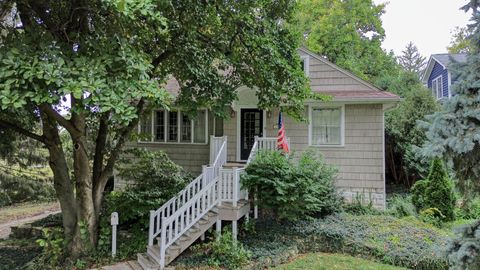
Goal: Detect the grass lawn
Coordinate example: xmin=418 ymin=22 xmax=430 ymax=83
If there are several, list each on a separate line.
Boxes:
xmin=273 ymin=253 xmax=409 ymax=270
xmin=0 ymin=201 xmax=59 ymax=224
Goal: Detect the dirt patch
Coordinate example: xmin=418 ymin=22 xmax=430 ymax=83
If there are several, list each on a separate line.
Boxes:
xmin=0 ymin=202 xmax=60 ymax=239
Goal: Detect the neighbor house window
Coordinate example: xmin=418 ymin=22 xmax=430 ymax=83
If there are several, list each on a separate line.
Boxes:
xmin=431 ymin=75 xmax=443 ymax=99
xmin=310 ymin=106 xmax=344 ymax=146
xmin=139 ymin=109 xmax=208 ymax=144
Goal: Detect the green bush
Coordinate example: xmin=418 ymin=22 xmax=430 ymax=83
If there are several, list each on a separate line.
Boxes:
xmin=386 ymin=194 xmax=417 ymax=218
xmin=98 ymin=149 xmax=191 ymax=257
xmin=410 ymin=159 xmax=456 ymax=222
xmin=241 ymin=150 xmax=341 ymax=221
xmin=194 ymin=231 xmax=251 ymax=269
xmin=0 ymin=173 xmax=55 ymax=205
xmin=105 ymin=149 xmax=190 ymax=227
xmin=455 ymin=197 xmax=480 ymax=220
xmin=419 ymin=208 xmax=445 ymax=227
xmin=342 ymin=193 xmax=382 ymax=215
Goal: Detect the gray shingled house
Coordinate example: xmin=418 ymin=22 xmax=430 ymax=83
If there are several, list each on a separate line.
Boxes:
xmin=129 ymin=48 xmax=400 ymax=269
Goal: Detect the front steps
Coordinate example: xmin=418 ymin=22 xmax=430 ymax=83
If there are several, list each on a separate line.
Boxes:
xmin=137 ymin=209 xmax=219 ymax=270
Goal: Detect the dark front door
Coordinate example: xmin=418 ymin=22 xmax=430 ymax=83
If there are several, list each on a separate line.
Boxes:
xmin=240 ymin=109 xmax=263 ymax=160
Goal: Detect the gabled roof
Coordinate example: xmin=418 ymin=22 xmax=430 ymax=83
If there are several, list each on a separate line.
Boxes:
xmin=162 ymin=48 xmax=400 ymax=103
xmin=299 ymin=47 xmax=399 ymax=102
xmin=421 ymin=53 xmax=467 ymax=83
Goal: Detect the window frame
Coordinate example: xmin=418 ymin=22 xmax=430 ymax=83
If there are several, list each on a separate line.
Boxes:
xmin=138 ymin=109 xmax=209 ymax=145
xmin=431 ymin=75 xmax=443 ymax=100
xmin=300 ymin=55 xmax=310 ymax=77
xmin=308 ymin=104 xmax=345 ymax=147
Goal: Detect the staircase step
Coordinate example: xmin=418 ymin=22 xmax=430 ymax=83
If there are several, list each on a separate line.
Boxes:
xmin=137 ymin=253 xmax=160 ymax=270
xmin=127 ymin=260 xmax=144 ymax=270
xmin=146 ymin=245 xmax=161 ymax=263
xmin=223 ymin=162 xmax=246 ymax=168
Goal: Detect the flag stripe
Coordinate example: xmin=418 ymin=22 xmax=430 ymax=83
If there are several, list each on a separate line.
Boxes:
xmin=277 ymin=112 xmax=289 ymax=153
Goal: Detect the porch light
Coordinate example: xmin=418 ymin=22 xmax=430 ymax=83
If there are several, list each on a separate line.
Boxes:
xmin=230 ymin=107 xmax=236 ymax=118
xmin=267 ymin=110 xmax=272 ymax=118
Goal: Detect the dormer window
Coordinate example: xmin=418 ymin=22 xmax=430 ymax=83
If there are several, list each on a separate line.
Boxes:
xmin=300 ymin=55 xmax=309 ymax=77
xmin=431 ymin=75 xmax=443 ymax=99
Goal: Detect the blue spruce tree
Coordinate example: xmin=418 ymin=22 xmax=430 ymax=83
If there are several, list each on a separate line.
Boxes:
xmin=424 ymin=1 xmax=480 ymax=268
xmin=423 ymin=1 xmax=480 ymax=198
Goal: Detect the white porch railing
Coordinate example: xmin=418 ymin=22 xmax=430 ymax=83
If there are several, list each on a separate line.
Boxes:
xmin=218 ymin=167 xmax=247 ymax=207
xmin=247 ymin=136 xmax=290 ymax=164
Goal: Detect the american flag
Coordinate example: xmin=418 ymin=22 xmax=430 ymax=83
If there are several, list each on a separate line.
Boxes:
xmin=277 ymin=111 xmax=289 ymax=153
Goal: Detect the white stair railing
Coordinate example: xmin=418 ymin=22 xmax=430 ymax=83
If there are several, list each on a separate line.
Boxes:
xmin=210 ymin=136 xmax=227 ymax=165
xmin=148 ymin=173 xmax=204 ymax=246
xmin=159 ymin=172 xmax=219 ymax=268
xmin=211 ymin=136 xmax=227 ymax=178
xmin=148 ymin=136 xmax=226 ymax=246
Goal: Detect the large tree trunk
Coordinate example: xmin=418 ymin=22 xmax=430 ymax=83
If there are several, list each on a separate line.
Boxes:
xmin=41 ymin=113 xmax=78 ymax=247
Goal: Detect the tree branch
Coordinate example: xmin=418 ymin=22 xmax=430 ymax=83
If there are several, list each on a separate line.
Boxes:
xmin=93 ymin=98 xmax=146 ymax=211
xmin=92 ymin=113 xmax=109 ymax=184
xmin=39 ymin=104 xmax=78 ymax=136
xmin=0 ymin=118 xmax=46 ymax=144
xmin=152 ymin=50 xmax=173 ymax=68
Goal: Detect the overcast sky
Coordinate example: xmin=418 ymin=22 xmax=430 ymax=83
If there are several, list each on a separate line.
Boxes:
xmin=373 ymin=0 xmax=471 ymax=58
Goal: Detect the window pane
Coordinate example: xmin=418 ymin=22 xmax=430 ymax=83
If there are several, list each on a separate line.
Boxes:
xmin=139 ymin=112 xmax=152 ymax=141
xmin=180 ymin=112 xmax=192 ymax=142
xmin=312 ymin=108 xmax=341 ymax=145
xmin=194 ymin=110 xmax=206 ymax=143
xmin=154 ymin=111 xmax=165 ymax=142
xmin=168 ymin=111 xmax=178 ymax=142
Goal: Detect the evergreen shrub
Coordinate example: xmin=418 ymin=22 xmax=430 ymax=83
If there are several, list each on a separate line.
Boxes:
xmin=410 ymin=159 xmax=456 ymax=222
xmin=446 ymin=220 xmax=480 ymax=270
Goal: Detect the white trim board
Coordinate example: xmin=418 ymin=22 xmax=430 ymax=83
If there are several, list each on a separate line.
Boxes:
xmin=308 ymin=104 xmax=345 ymax=148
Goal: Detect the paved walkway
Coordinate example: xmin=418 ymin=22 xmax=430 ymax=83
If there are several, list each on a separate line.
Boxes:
xmin=0 ymin=209 xmax=61 ymax=239
xmin=93 ymin=261 xmax=142 ymax=270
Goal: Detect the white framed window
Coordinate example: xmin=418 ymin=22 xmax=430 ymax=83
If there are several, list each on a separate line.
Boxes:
xmin=431 ymin=75 xmax=443 ymax=99
xmin=138 ymin=109 xmax=208 ymax=144
xmin=309 ymin=105 xmax=344 ymax=147
xmin=300 ymin=55 xmax=309 ymax=77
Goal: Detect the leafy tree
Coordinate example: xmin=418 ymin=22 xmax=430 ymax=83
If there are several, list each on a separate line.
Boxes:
xmin=447 ymin=26 xmax=473 ymax=54
xmin=422 ymin=1 xmax=480 ymax=200
xmin=398 ymin=42 xmax=426 ymax=75
xmin=385 ymin=87 xmax=438 ymax=187
xmin=0 ymin=0 xmax=309 ymax=258
xmin=292 ymin=0 xmax=397 ymax=82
